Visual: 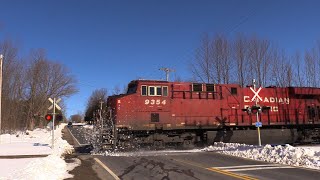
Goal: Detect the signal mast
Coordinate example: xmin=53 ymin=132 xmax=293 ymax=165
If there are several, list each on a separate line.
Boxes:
xmin=159 ymin=67 xmax=175 ymax=81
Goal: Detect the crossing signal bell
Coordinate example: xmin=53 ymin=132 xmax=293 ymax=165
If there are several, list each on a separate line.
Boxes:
xmin=242 ymin=107 xmax=252 ymax=115
xmin=45 ymin=114 xmax=53 ymax=121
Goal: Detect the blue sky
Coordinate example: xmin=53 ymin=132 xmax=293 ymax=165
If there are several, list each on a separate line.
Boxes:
xmin=1 ymin=0 xmax=320 ymax=117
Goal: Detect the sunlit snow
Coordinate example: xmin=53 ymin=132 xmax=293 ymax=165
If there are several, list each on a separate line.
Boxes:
xmin=202 ymin=142 xmax=320 ymax=170
xmin=0 ymin=124 xmax=79 ymax=180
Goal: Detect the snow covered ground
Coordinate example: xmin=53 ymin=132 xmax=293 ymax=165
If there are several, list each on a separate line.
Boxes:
xmin=202 ymin=142 xmax=320 ymax=170
xmin=0 ymin=124 xmax=79 ymax=180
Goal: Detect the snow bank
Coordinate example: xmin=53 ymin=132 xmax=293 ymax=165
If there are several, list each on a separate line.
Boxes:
xmin=0 ymin=124 xmax=78 ymax=180
xmin=202 ymin=142 xmax=320 ymax=170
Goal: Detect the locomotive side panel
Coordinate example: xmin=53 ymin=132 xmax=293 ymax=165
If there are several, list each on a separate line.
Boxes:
xmin=113 ymin=80 xmax=173 ymax=130
xmin=171 ymin=99 xmax=223 ymax=127
xmin=169 ymin=83 xmax=243 ymax=128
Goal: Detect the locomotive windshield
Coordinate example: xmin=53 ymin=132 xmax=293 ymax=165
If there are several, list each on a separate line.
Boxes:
xmin=126 ymin=82 xmax=138 ymax=94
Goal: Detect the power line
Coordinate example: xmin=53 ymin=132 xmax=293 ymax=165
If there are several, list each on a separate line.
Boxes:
xmin=226 ymin=9 xmax=259 ymax=35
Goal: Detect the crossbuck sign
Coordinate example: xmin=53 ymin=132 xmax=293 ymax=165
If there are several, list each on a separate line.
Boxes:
xmin=48 ymin=98 xmax=61 ymax=110
xmin=250 ymin=87 xmax=262 ymax=102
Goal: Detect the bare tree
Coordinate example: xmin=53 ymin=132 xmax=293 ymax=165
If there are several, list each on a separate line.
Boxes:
xmin=112 ymin=85 xmax=121 ymax=95
xmin=247 ymin=37 xmax=271 ymax=87
xmin=191 ymin=33 xmax=214 ymax=83
xmin=234 ymin=34 xmax=249 ymax=86
xmin=0 ymin=40 xmax=26 ymax=131
xmin=304 ymin=48 xmax=317 ymax=87
xmin=292 ymin=52 xmax=305 ymax=87
xmin=270 ymin=49 xmax=293 ymax=87
xmin=25 ymin=49 xmax=78 ymax=130
xmin=85 ymin=88 xmax=108 ymax=122
xmin=211 ymin=34 xmax=231 ymax=84
xmin=70 ymin=114 xmax=83 ymax=123
xmin=211 ymin=35 xmax=223 ymax=84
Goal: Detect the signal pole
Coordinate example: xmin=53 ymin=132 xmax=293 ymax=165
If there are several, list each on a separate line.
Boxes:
xmin=52 ymin=98 xmax=56 ymax=148
xmin=0 ymin=54 xmax=3 ymax=144
xmin=48 ymin=97 xmax=61 ymax=149
xmin=253 ymin=79 xmax=262 ymax=146
xmin=159 ymin=67 xmax=175 ymax=81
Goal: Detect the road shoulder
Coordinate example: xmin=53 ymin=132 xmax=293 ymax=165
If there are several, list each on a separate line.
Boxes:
xmin=62 ymin=126 xmax=111 ymax=180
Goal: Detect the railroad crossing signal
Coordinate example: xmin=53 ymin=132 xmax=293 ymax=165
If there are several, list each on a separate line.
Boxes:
xmin=48 ymin=98 xmax=61 ymax=110
xmin=48 ymin=97 xmax=61 ymax=149
xmin=45 ymin=114 xmax=53 ymax=121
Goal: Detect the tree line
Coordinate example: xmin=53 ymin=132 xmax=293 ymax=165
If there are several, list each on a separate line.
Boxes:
xmin=0 ymin=39 xmax=77 ymax=132
xmin=191 ymin=33 xmax=320 ymax=87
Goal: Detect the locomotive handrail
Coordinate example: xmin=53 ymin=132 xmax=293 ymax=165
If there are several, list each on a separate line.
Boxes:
xmin=170 ymin=90 xmax=220 ymax=99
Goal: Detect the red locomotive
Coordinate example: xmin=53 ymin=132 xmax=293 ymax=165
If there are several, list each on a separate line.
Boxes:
xmin=105 ymin=79 xmax=320 ymax=148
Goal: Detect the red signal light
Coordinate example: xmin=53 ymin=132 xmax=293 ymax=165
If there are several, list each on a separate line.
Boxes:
xmin=45 ymin=114 xmax=53 ymax=121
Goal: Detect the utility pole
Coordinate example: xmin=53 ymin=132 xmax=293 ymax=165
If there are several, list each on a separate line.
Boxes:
xmin=0 ymin=54 xmax=3 ymax=144
xmin=99 ymin=100 xmax=103 ymax=129
xmin=253 ymin=79 xmax=262 ymax=146
xmin=159 ymin=67 xmax=175 ymax=81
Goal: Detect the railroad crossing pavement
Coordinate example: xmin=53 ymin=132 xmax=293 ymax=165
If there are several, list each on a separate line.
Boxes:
xmin=94 ymin=151 xmax=320 ymax=180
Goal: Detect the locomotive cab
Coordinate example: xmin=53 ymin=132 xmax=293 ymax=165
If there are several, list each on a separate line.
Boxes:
xmin=109 ymin=80 xmax=171 ymax=131
xmin=126 ymin=81 xmax=138 ymax=94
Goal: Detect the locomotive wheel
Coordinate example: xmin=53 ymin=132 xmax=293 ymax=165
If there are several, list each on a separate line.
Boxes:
xmin=153 ymin=140 xmax=164 ymax=149
xmin=183 ymin=139 xmax=194 ymax=149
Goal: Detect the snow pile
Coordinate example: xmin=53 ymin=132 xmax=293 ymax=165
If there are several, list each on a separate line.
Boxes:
xmin=0 ymin=124 xmax=78 ymax=180
xmin=83 ymin=124 xmax=93 ymax=129
xmin=6 ymin=155 xmax=73 ymax=180
xmin=202 ymin=142 xmax=320 ymax=170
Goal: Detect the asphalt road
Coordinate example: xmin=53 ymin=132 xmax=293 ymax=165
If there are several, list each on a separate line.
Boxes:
xmin=66 ymin=125 xmax=320 ymax=180
xmin=67 ymin=125 xmax=91 ymax=146
xmin=95 ymin=150 xmax=320 ymax=180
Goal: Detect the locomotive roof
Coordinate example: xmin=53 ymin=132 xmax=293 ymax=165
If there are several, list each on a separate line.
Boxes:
xmin=130 ymin=79 xmax=242 ymax=86
xmin=129 ymin=80 xmax=320 ymax=90
xmin=131 ymin=79 xmax=169 ymax=83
